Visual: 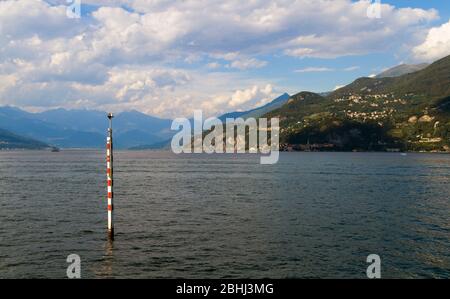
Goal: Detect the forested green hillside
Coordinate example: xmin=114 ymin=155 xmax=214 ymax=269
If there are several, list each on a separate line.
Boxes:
xmin=266 ymin=55 xmax=450 ymax=152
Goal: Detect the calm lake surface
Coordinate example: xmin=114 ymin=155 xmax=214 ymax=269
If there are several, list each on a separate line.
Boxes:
xmin=0 ymin=150 xmax=449 ymax=278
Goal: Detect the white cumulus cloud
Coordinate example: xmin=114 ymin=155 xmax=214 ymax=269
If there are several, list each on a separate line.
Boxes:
xmin=229 ymin=84 xmax=274 ymax=108
xmin=413 ymin=19 xmax=450 ymax=61
xmin=0 ymin=0 xmax=443 ymax=117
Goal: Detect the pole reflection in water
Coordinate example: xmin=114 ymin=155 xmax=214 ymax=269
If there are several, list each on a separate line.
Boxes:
xmin=94 ymin=237 xmax=115 ymax=278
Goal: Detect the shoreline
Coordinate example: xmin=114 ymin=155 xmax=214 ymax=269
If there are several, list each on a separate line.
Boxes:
xmin=1 ymin=148 xmax=449 ymax=154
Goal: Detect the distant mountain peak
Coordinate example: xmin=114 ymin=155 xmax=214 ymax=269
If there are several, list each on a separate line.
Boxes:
xmin=375 ymin=63 xmax=429 ymax=78
xmin=217 ymin=93 xmax=290 ymax=121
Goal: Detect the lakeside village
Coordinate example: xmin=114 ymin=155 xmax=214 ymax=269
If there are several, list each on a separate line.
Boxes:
xmin=279 ymin=92 xmax=450 ymax=153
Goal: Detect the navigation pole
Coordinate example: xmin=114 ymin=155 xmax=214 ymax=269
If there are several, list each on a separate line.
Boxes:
xmin=106 ymin=113 xmax=114 ymax=240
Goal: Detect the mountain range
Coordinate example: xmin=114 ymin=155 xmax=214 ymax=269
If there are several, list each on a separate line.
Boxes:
xmin=129 ymin=93 xmax=291 ymax=150
xmin=1 ymin=55 xmax=449 ymax=152
xmin=0 ymin=93 xmax=291 ymax=150
xmin=0 ymin=107 xmax=173 ymax=149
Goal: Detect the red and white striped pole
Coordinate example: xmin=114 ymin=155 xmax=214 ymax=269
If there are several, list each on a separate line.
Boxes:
xmin=106 ymin=113 xmax=114 ymax=239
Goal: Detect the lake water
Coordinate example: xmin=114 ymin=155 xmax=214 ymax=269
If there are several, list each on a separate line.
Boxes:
xmin=0 ymin=150 xmax=449 ymax=278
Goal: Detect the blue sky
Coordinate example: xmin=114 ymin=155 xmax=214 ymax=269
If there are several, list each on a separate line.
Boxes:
xmin=384 ymin=0 xmax=450 ymax=19
xmin=1 ymin=0 xmax=449 ymax=118
xmin=213 ymin=0 xmax=450 ymax=95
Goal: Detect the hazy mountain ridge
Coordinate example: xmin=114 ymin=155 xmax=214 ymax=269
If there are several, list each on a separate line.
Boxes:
xmin=0 ymin=107 xmax=173 ymax=149
xmin=375 ymin=63 xmax=429 ymax=78
xmin=218 ymin=93 xmax=290 ymax=121
xmin=0 ymin=94 xmax=291 ymax=150
xmin=0 ymin=128 xmax=49 ymax=150
xmin=133 ymin=93 xmax=292 ymax=150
